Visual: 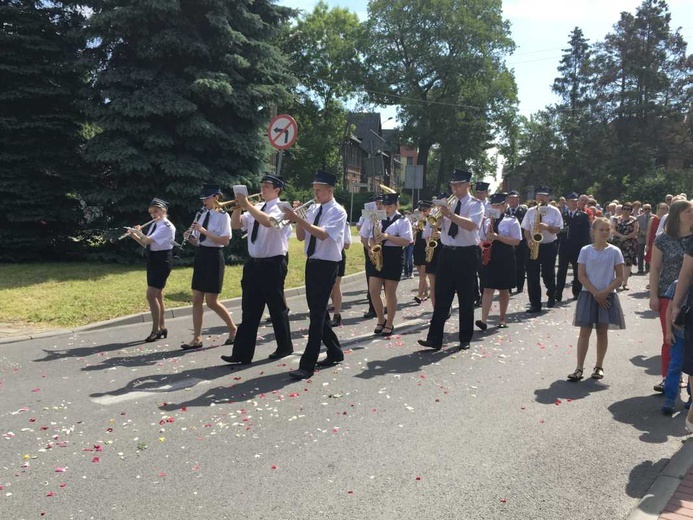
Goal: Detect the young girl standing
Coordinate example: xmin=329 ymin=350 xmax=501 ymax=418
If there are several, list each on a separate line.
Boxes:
xmin=568 ymin=217 xmax=626 ymax=381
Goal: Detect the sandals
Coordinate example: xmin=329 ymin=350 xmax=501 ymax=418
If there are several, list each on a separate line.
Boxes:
xmin=381 ymin=325 xmax=394 ymax=337
xmin=181 ymin=341 xmax=203 ymax=351
xmin=567 ymin=368 xmax=584 ymax=382
xmin=374 ymin=322 xmax=386 ymax=334
xmin=591 ymin=366 xmax=604 ymax=380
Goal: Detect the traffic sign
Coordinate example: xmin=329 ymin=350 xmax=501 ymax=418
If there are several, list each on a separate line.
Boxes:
xmin=268 ymin=114 xmax=298 ymax=150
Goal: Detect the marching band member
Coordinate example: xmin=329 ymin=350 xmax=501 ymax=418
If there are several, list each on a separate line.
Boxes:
xmin=475 ymin=193 xmax=521 ymax=330
xmin=521 ymin=186 xmax=564 ymax=313
xmin=473 ymin=181 xmax=491 ymax=306
xmin=221 ymin=174 xmax=293 ymax=365
xmin=418 ymin=169 xmax=484 ymax=351
xmin=330 ymin=219 xmax=352 ymax=327
xmin=282 ymin=170 xmax=346 ymax=380
xmin=361 ymin=192 xmax=413 ymax=336
xmin=413 ymin=201 xmax=431 ymax=304
xmin=422 ymin=195 xmax=445 ymax=309
xmin=126 ymin=198 xmax=176 ymax=342
xmin=361 ymin=195 xmax=383 ymax=319
xmin=505 ymin=190 xmax=527 ymax=293
xmin=181 ymin=185 xmax=238 ymax=350
xmin=556 ymin=192 xmax=592 ymax=302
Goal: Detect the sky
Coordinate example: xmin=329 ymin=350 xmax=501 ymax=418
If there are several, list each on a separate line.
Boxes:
xmin=277 ymin=0 xmax=693 ymax=187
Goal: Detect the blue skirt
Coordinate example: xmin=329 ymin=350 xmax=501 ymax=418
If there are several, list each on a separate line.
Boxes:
xmin=573 ymin=291 xmax=626 ymax=329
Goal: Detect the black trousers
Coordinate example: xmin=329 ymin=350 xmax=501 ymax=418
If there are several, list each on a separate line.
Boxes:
xmin=526 ymin=241 xmax=558 ymax=308
xmin=514 ymin=240 xmax=528 ymax=291
xmin=426 ymin=246 xmax=478 ymax=345
xmin=300 ymin=259 xmax=342 ymax=371
xmin=556 ymin=247 xmax=581 ymax=299
xmin=232 ymin=256 xmax=292 ymax=362
xmin=636 ymin=243 xmax=647 ymax=271
xmin=363 ymin=246 xmax=375 ymax=313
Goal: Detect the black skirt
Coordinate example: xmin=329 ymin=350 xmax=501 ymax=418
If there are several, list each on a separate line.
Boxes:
xmin=367 ymin=246 xmax=403 ymax=281
xmin=192 ymin=246 xmax=225 ymax=294
xmin=480 ymin=242 xmax=516 ymax=290
xmin=146 ymin=249 xmax=173 ymax=290
xmin=425 ymin=241 xmax=441 ymax=274
xmin=413 ymin=235 xmax=427 ymax=266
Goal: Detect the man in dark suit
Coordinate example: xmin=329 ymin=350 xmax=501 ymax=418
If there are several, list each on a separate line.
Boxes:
xmin=505 ymin=190 xmax=527 ymax=293
xmin=555 ymin=192 xmax=591 ymax=301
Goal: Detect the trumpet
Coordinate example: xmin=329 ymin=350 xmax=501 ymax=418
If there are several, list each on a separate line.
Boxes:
xmin=216 ymin=193 xmax=262 ymax=211
xmin=427 ymin=195 xmax=457 ymax=225
xmin=379 ymin=184 xmax=397 ymax=195
xmin=118 ymin=217 xmax=159 ymax=240
xmin=180 ymin=207 xmax=205 ymax=248
xmin=269 ymin=199 xmax=316 ymax=229
xmin=529 ymin=203 xmax=544 ymax=260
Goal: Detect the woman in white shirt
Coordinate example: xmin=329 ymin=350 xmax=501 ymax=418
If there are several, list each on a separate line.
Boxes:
xmin=181 ymin=185 xmax=238 ymax=350
xmin=361 ymin=192 xmax=413 ymax=337
xmin=126 ymin=198 xmax=176 ymax=342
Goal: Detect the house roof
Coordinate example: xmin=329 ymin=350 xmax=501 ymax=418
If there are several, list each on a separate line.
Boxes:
xmin=347 ymin=112 xmax=383 ymax=155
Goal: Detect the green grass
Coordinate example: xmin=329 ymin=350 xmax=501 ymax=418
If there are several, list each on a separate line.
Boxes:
xmin=0 ymin=237 xmax=364 ymax=329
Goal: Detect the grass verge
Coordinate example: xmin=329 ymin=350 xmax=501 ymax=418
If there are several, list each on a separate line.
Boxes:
xmin=0 ymin=237 xmax=365 ymax=328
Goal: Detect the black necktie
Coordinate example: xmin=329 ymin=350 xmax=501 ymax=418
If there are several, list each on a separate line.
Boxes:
xmin=250 ymin=203 xmax=267 ymax=243
xmin=448 ymin=200 xmax=462 ymax=238
xmin=306 ymin=206 xmax=323 ymax=257
xmin=199 ymin=211 xmax=210 ymax=243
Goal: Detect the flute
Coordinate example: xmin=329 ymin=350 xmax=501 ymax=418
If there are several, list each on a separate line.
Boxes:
xmin=118 ymin=218 xmax=159 ymax=240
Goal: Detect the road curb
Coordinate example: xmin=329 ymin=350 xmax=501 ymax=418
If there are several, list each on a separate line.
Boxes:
xmin=0 ymin=271 xmax=367 ymax=345
xmin=627 ymin=438 xmax=693 ymax=519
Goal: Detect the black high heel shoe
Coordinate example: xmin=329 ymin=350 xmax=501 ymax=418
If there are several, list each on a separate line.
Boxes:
xmin=156 ymin=328 xmax=168 ymax=339
xmin=144 ymin=330 xmax=159 ymax=343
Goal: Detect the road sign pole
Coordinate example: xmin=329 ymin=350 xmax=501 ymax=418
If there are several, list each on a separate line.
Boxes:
xmin=276 ymin=151 xmax=284 ymax=177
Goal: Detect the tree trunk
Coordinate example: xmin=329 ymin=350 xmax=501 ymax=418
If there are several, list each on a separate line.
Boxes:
xmin=417 ymin=138 xmax=433 ymax=194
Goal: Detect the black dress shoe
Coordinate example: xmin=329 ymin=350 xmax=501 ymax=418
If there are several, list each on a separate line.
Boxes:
xmin=316 ymin=358 xmax=343 ymax=368
xmin=363 ymin=311 xmax=377 ymax=319
xmin=181 ymin=342 xmax=203 ymax=350
xmin=220 ymin=355 xmax=250 ymax=365
xmin=527 ymin=306 xmax=542 ymax=313
xmin=417 ymin=339 xmax=441 ymax=351
xmin=268 ymin=349 xmax=293 ymax=360
xmin=289 ymin=369 xmax=314 ymax=380
xmin=554 ymin=294 xmax=563 ymax=303
xmin=475 ymin=320 xmax=488 ymax=331
xmin=459 ymin=342 xmax=471 ymax=350
xmin=547 ymin=298 xmax=556 ymax=308
xmin=330 ymin=313 xmax=342 ymax=327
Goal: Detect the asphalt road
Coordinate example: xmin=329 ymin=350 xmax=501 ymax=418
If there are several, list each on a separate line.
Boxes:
xmin=0 ymin=270 xmax=685 ymax=519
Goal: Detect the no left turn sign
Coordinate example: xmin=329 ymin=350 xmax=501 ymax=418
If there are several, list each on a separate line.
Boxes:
xmin=268 ymin=114 xmax=298 ymax=150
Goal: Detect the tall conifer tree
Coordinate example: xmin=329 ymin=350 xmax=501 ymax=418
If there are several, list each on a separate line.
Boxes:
xmin=84 ymin=0 xmax=292 ymax=230
xmin=0 ymin=0 xmax=87 ymax=261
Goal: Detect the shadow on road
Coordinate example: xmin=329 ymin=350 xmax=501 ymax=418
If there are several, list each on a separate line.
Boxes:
xmin=355 ymin=348 xmax=456 ymax=379
xmin=33 ymin=340 xmax=143 ymax=362
xmin=631 ymin=354 xmax=661 ymax=376
xmin=608 ymin=395 xmax=689 ymax=443
xmin=625 ymin=456 xmax=674 ymax=498
xmin=159 ymin=368 xmax=298 ymax=411
xmin=534 ymin=378 xmax=610 ymax=404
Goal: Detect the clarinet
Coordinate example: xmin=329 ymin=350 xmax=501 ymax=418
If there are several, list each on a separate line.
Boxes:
xmin=180 ymin=207 xmax=205 ymax=248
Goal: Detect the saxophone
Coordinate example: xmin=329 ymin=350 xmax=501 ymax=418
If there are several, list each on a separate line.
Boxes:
xmin=529 ymin=203 xmax=544 ymax=260
xmin=425 ymin=227 xmax=439 ymax=263
xmin=369 ymin=214 xmax=384 ymax=271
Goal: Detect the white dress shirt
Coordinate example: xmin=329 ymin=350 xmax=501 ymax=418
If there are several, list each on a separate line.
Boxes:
xmin=439 ymin=193 xmax=484 ymax=247
xmin=380 ymin=212 xmax=414 ymax=247
xmin=480 ymin=214 xmax=522 ymax=242
xmin=147 ymin=217 xmax=176 ymax=251
xmin=195 ymin=209 xmax=231 ymax=248
xmin=521 ymin=205 xmax=563 ymax=244
xmin=240 ymin=199 xmax=290 ymax=258
xmin=343 ymin=221 xmax=352 ymax=247
xmin=303 ymin=198 xmax=346 ymax=262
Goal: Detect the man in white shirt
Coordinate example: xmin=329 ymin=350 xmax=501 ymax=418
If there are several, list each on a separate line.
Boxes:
xmin=521 ymin=186 xmax=563 ymax=312
xmin=418 ymin=169 xmax=484 ymax=351
xmin=282 ymin=170 xmax=347 ymax=380
xmin=222 ymin=174 xmax=293 ymax=365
